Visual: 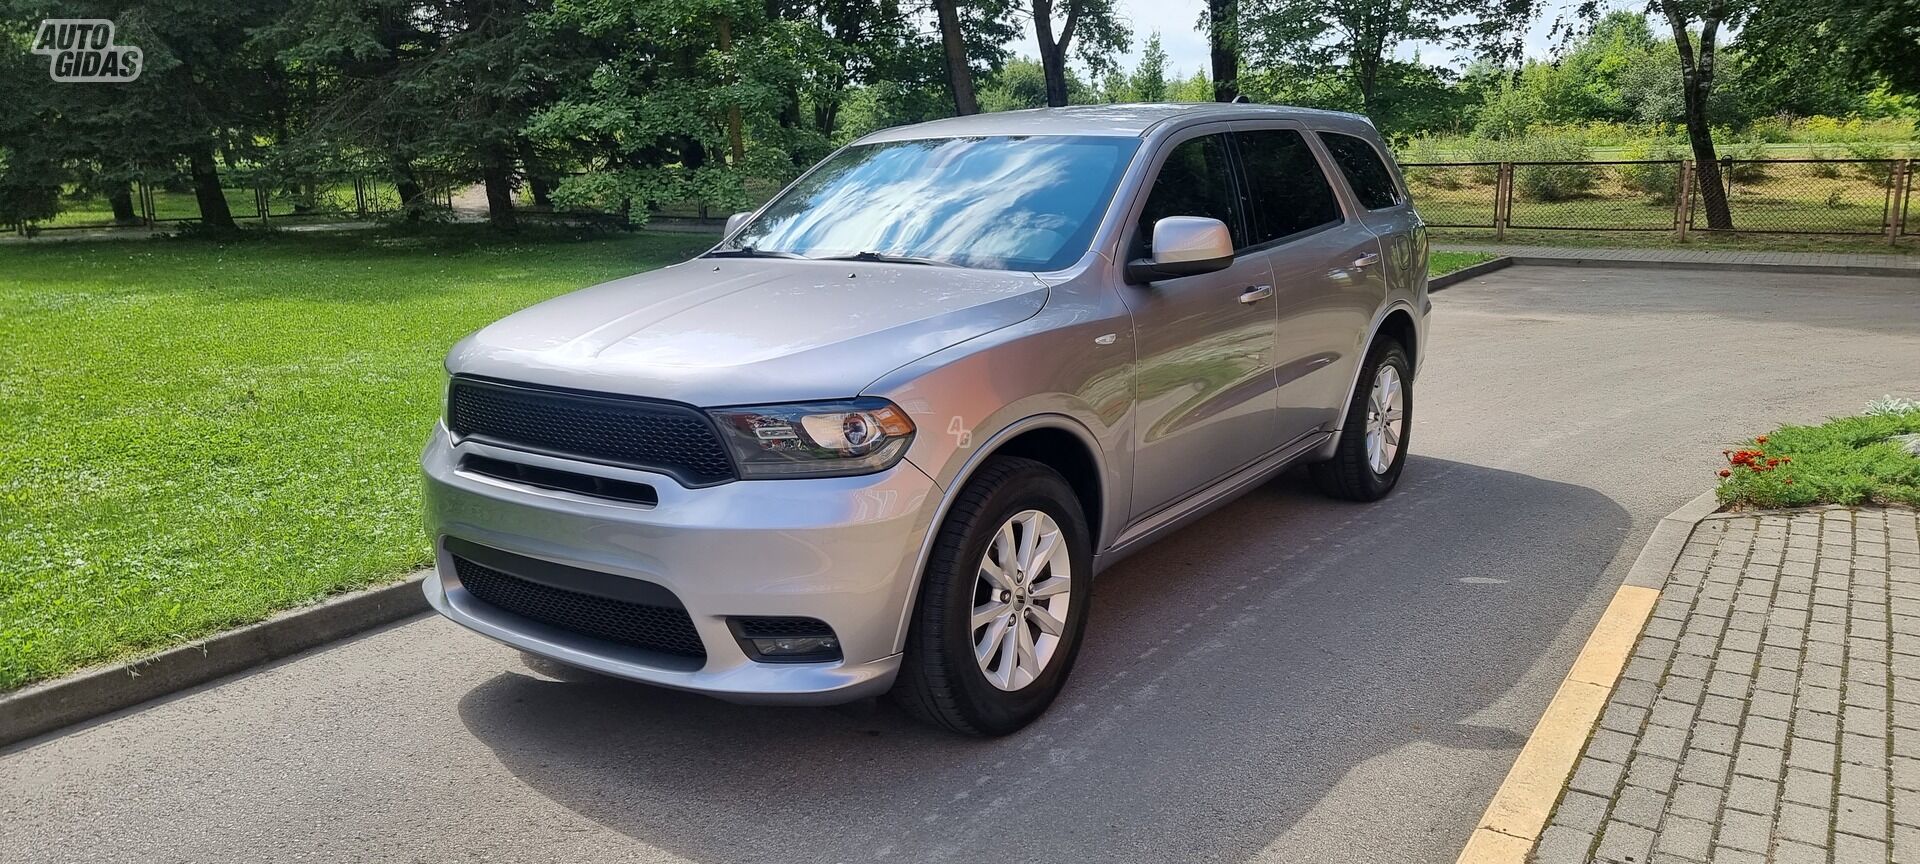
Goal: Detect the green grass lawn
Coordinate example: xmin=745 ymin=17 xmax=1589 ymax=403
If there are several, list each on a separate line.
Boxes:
xmin=0 ymin=229 xmax=1499 ymax=691
xmin=0 ymin=229 xmax=714 ymax=690
xmin=1429 ymin=250 xmax=1497 ymax=276
xmin=1716 ymin=406 xmax=1920 ymax=510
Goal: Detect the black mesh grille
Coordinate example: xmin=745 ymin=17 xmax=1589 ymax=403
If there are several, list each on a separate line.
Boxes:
xmin=732 ymin=617 xmax=834 ymax=638
xmin=453 ymin=555 xmax=706 ymax=659
xmin=447 ymin=377 xmax=734 ymax=486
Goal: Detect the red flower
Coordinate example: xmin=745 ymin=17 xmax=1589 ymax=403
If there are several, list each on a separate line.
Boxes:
xmin=1718 ymin=469 xmax=1732 ymax=478
xmin=1756 ymin=435 xmax=1769 ymax=444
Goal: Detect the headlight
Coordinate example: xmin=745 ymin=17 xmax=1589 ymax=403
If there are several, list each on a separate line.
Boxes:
xmin=707 ymin=398 xmax=916 ymax=479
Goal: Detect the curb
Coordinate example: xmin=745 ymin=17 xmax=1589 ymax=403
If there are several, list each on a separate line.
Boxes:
xmin=0 ymin=573 xmax=429 ymax=750
xmin=1455 ymin=489 xmax=1722 ymax=864
xmin=1501 ymin=255 xmax=1920 ymax=281
xmin=1430 ymin=256 xmax=1515 ymax=291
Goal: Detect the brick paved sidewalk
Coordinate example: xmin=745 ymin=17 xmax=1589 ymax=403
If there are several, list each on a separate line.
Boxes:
xmin=1436 ymin=244 xmax=1920 ymax=273
xmin=1534 ymin=506 xmax=1920 ymax=864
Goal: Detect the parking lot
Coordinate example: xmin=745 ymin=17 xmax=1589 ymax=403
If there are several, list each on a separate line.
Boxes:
xmin=4 ymin=265 xmax=1918 ymax=864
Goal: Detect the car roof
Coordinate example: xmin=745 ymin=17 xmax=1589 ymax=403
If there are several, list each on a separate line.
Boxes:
xmin=854 ymin=103 xmax=1376 ymax=144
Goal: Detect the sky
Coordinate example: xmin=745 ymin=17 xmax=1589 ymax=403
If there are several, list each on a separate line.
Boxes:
xmin=1016 ymin=0 xmax=1631 ymax=80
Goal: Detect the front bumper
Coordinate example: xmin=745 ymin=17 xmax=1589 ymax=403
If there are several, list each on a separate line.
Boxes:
xmin=421 ymin=425 xmax=938 ymax=705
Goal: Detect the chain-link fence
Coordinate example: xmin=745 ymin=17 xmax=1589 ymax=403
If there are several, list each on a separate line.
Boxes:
xmin=1401 ymin=157 xmax=1916 ymax=243
xmin=1704 ymin=159 xmax=1898 ymax=235
xmin=1400 ymin=162 xmax=1499 ymax=228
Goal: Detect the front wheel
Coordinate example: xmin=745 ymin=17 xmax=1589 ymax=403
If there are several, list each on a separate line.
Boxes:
xmin=891 ymin=456 xmax=1092 ymax=736
xmin=1311 ymin=339 xmax=1411 ymax=502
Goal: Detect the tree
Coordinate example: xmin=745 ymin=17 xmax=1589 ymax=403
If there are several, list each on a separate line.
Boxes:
xmin=1205 ymin=0 xmax=1239 ymax=102
xmin=1242 ymin=0 xmax=1533 ymax=119
xmin=1130 ymin=32 xmax=1168 ymax=102
xmin=1650 ymin=0 xmax=1747 ymax=230
xmin=1743 ymin=0 xmax=1920 ymax=100
xmin=1026 ymin=0 xmax=1129 ymax=108
xmin=933 ymin=0 xmax=979 ymax=114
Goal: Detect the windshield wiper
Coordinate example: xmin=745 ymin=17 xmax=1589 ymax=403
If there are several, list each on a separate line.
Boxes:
xmin=704 ymin=247 xmax=806 ymax=260
xmin=817 ymin=251 xmax=955 ymax=267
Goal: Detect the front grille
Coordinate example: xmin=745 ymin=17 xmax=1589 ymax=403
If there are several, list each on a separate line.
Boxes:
xmin=452 ymin=553 xmax=706 ymax=659
xmin=447 ymin=376 xmax=735 ymax=486
xmin=731 ymin=616 xmax=834 ymax=638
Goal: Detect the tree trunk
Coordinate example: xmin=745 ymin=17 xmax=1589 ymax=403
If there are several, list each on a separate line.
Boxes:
xmin=716 ymin=17 xmax=747 ymax=165
xmin=392 ymin=158 xmax=425 ymax=223
xmin=107 ymin=182 xmax=139 ymax=224
xmin=1663 ymin=5 xmax=1732 ymax=230
xmin=480 ymin=144 xmax=517 ymax=230
xmin=1207 ymin=0 xmax=1238 ymax=102
xmin=935 ymin=0 xmax=979 ymax=115
xmin=1041 ymin=47 xmax=1070 ymax=107
xmin=187 ymin=143 xmax=236 ymax=230
xmin=1032 ymin=0 xmax=1080 ymax=108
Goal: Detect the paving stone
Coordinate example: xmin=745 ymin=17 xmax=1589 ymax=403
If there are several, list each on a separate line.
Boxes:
xmin=1776 ymin=801 xmax=1832 ymax=847
xmin=1667 ymin=781 xmax=1723 ymax=822
xmin=1749 ymin=690 xmax=1793 ymax=721
xmin=1534 ymin=824 xmax=1595 ymax=864
xmin=1691 ymin=721 xmax=1739 ymax=756
xmin=1603 ymin=701 xmax=1652 ymax=735
xmin=1834 ymin=832 xmax=1889 ymax=864
xmin=1628 ymin=754 xmax=1681 ymax=793
xmin=1706 ymin=845 xmax=1763 ymax=864
xmin=1893 ymin=756 xmax=1920 ymax=792
xmin=1613 ymin=784 xmax=1667 ymax=829
xmin=1724 ymin=774 xmax=1778 ymax=816
xmin=1714 ymin=809 xmax=1772 ymax=853
xmin=1638 ymin=724 xmax=1689 ymax=762
xmin=1796 ymin=710 xmax=1841 ymax=744
xmin=1783 ymin=767 xmax=1836 ymax=807
xmin=1846 ymin=732 xmax=1889 ymax=767
xmin=1743 ymin=715 xmax=1790 ymax=750
xmin=1791 ymin=738 xmax=1839 ymax=772
xmin=1841 ymin=761 xmax=1891 ymax=803
xmin=1837 ymin=795 xmax=1890 ymax=841
xmin=1596 ymin=820 xmax=1656 ymax=864
xmin=1678 ymin=750 xmax=1732 ymax=786
xmin=1653 ymin=815 xmax=1712 ymax=862
xmin=1554 ymin=789 xmax=1612 ymax=834
xmin=1733 ymin=743 xmax=1785 ymax=781
xmin=1572 ymin=756 xmax=1629 ymax=797
xmin=1588 ymin=728 xmax=1637 ymax=764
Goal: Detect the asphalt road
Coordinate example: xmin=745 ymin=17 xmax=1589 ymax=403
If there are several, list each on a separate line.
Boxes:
xmin=6 ymin=266 xmax=1919 ymax=864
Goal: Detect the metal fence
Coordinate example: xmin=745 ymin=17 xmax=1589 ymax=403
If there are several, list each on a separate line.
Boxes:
xmin=17 ymin=171 xmax=457 ymax=234
xmin=1401 ymin=158 xmax=1916 ymax=243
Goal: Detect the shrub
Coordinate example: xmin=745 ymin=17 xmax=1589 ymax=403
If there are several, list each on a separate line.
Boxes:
xmin=1809 ymin=146 xmax=1843 ymax=178
xmin=1399 ymin=137 xmax=1463 ymax=189
xmin=1510 ymin=137 xmax=1596 ymax=201
xmin=1723 ymin=140 xmax=1770 ymax=183
xmin=1620 ymin=142 xmax=1683 ymax=204
xmin=1845 ymin=141 xmax=1896 ymax=184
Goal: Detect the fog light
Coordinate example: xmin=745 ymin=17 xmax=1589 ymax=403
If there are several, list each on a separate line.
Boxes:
xmin=730 ymin=616 xmax=844 ymax=663
xmin=752 ymin=636 xmax=839 ymax=657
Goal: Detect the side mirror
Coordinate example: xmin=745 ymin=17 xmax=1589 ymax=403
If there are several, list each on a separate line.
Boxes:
xmin=1126 ymin=216 xmax=1234 ymax=284
xmin=724 ymin=211 xmax=752 ymax=237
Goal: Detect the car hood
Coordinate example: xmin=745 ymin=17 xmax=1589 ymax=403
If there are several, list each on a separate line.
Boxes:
xmin=446 ymin=258 xmax=1049 ymax=406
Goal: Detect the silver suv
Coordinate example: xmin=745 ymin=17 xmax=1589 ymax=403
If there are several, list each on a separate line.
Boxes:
xmin=423 ymin=104 xmax=1428 ymax=735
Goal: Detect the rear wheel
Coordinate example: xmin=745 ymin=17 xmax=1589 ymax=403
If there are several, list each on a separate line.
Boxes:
xmin=1311 ymin=339 xmax=1411 ymax=502
xmin=892 ymin=456 xmax=1092 ymax=736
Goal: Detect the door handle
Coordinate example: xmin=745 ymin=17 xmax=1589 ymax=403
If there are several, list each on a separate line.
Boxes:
xmin=1238 ymin=285 xmax=1273 ymax=304
xmin=1352 ymin=252 xmax=1382 ymax=268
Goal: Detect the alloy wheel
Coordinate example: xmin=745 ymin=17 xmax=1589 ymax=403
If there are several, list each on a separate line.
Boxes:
xmin=1364 ymin=364 xmax=1405 ymax=475
xmin=971 ymin=509 xmax=1072 ymax=692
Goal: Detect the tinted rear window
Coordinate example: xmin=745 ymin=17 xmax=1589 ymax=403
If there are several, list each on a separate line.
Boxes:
xmin=1236 ymin=129 xmax=1342 ymax=245
xmin=1318 ymin=132 xmax=1402 ymax=210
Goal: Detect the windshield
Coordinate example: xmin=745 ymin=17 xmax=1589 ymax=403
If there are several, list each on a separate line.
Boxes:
xmin=719 ymin=135 xmax=1139 ymax=272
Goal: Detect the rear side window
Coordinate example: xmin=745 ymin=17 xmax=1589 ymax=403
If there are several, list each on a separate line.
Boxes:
xmin=1235 ymin=129 xmax=1342 ymax=244
xmin=1318 ymin=131 xmax=1402 ymax=210
xmin=1135 ymin=133 xmax=1246 ymax=255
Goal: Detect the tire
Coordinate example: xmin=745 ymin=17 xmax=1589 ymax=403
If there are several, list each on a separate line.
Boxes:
xmin=891 ymin=456 xmax=1093 ymax=736
xmin=1311 ymin=338 xmax=1412 ymax=502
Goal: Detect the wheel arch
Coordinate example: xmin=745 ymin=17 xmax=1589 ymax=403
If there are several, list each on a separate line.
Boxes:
xmin=890 ymin=414 xmax=1112 ymax=653
xmin=1310 ymin=301 xmax=1420 ymax=462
